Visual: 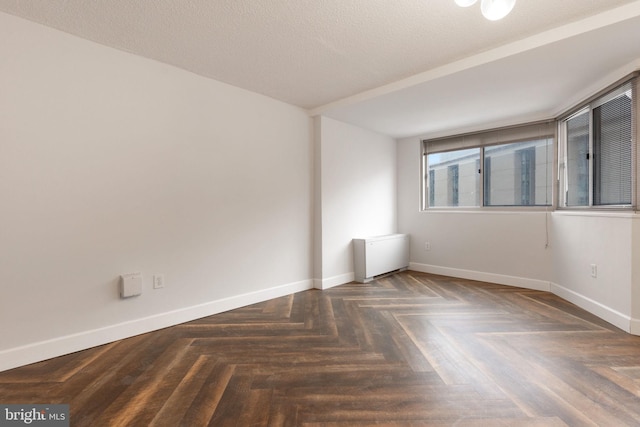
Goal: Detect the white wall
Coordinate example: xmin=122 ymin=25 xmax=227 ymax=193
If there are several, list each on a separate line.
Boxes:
xmin=551 ymin=213 xmax=637 ymax=332
xmin=0 ymin=13 xmax=313 ymax=371
xmin=397 ymin=137 xmax=552 ymax=290
xmin=632 ymin=220 xmax=640 ymax=330
xmin=316 ymin=116 xmax=397 ymax=288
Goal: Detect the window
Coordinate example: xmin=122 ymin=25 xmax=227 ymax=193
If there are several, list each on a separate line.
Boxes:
xmin=560 ymin=79 xmax=635 ymax=208
xmin=423 ymin=122 xmax=554 ymax=209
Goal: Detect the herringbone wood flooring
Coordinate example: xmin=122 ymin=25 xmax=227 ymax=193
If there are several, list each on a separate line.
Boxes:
xmin=2 ymin=271 xmax=640 ymax=426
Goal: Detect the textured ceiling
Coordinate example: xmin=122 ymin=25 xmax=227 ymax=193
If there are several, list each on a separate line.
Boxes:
xmin=2 ymin=0 xmax=640 ymax=137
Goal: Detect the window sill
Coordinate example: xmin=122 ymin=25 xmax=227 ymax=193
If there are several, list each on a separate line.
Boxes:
xmin=421 ymin=206 xmax=552 ymax=215
xmin=552 ymin=209 xmax=639 ymax=219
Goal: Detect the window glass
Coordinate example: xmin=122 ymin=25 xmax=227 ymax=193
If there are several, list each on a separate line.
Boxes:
xmin=565 ymin=111 xmax=590 ymax=206
xmin=427 ymin=148 xmax=480 ymax=207
xmin=484 ymin=138 xmax=553 ymax=206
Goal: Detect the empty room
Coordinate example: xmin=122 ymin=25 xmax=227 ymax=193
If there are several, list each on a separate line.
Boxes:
xmin=2 ymin=0 xmax=640 ymax=425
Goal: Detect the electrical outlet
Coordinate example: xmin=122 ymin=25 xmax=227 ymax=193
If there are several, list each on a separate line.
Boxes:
xmin=590 ymin=264 xmax=597 ymax=278
xmin=153 ymin=274 xmax=165 ymax=289
xmin=424 ymin=242 xmax=431 ymax=251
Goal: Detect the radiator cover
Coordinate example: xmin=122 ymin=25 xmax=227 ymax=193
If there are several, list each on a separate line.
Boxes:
xmin=353 ymin=234 xmax=410 ymax=283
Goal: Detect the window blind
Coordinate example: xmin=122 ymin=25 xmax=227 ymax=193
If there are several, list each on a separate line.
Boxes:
xmin=423 ymin=120 xmax=556 ymax=155
xmin=593 ymin=83 xmax=633 ymax=205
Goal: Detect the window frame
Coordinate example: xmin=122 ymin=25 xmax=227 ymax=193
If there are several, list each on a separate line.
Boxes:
xmin=421 ymin=122 xmax=556 ymax=211
xmin=557 ymin=76 xmax=638 ymax=211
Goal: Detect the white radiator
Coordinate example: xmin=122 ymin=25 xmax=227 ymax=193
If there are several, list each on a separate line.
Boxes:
xmin=353 ymin=234 xmax=410 ymax=283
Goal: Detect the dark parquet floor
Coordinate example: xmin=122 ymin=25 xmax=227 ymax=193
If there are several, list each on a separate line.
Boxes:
xmin=2 ymin=271 xmax=640 ymax=426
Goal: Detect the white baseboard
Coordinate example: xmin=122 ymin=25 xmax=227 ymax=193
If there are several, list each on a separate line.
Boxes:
xmin=314 ymin=272 xmax=354 ymax=290
xmin=550 ymin=282 xmax=635 ymax=333
xmin=409 ymin=262 xmax=640 ymax=335
xmin=0 ymin=279 xmax=314 ymax=373
xmin=409 ymin=262 xmax=551 ymax=292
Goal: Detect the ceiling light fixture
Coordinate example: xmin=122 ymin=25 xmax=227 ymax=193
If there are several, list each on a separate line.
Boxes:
xmin=455 ymin=0 xmax=516 ymax=21
xmin=454 ymin=0 xmax=478 ymax=6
